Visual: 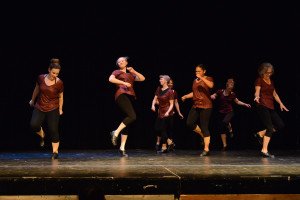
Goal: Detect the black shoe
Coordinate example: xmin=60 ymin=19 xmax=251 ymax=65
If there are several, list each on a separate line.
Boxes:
xmin=51 ymin=152 xmax=58 ymax=160
xmin=119 ymin=149 xmax=128 ymax=157
xmin=261 ymin=151 xmax=275 ymax=158
xmin=229 ymin=132 xmax=234 ymax=138
xmin=222 ymin=146 xmax=228 ymax=151
xmin=200 ymin=150 xmax=210 ymax=157
xmin=39 ymin=137 xmax=45 ymax=147
xmin=110 ymin=131 xmax=118 ymax=146
xmin=157 ymin=149 xmax=169 ymax=154
xmin=254 ymin=133 xmax=263 ymax=145
xmin=155 ymin=144 xmax=160 ymax=151
xmin=167 ymin=142 xmax=175 ymax=152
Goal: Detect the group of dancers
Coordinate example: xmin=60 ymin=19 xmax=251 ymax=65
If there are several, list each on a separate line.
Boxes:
xmin=29 ymin=57 xmax=289 ymax=159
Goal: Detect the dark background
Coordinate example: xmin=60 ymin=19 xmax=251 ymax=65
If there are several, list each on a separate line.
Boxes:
xmin=0 ymin=1 xmax=299 ymax=151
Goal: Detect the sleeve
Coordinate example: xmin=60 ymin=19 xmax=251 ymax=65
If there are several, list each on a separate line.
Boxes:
xmin=254 ymin=77 xmax=261 ymax=87
xmin=231 ymin=92 xmax=237 ymax=100
xmin=36 ymin=75 xmax=42 ymax=86
xmin=58 ymin=81 xmax=64 ymax=93
xmin=173 ymin=90 xmax=178 ymax=100
xmin=207 ymin=76 xmax=214 ymax=82
xmin=112 ymin=70 xmax=120 ymax=77
xmin=168 ymin=90 xmax=175 ymax=100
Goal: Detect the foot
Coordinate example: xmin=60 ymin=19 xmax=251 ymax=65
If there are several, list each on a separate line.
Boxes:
xmin=167 ymin=142 xmax=175 ymax=152
xmin=119 ymin=149 xmax=128 ymax=157
xmin=157 ymin=149 xmax=168 ymax=154
xmin=254 ymin=133 xmax=263 ymax=145
xmin=229 ymin=132 xmax=234 ymax=138
xmin=261 ymin=151 xmax=275 ymax=158
xmin=51 ymin=152 xmax=58 ymax=160
xmin=155 ymin=144 xmax=160 ymax=152
xmin=39 ymin=137 xmax=45 ymax=147
xmin=222 ymin=146 xmax=228 ymax=151
xmin=200 ymin=150 xmax=210 ymax=157
xmin=110 ymin=131 xmax=118 ymax=146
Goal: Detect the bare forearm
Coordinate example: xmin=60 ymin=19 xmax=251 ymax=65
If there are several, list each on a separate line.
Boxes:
xmin=133 ymin=71 xmax=145 ymax=81
xmin=31 ymin=85 xmax=39 ymax=101
xmin=201 ymin=77 xmax=214 ymax=88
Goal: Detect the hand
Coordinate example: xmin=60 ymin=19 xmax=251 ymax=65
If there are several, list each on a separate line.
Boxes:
xmin=151 ymin=105 xmax=156 ymax=112
xmin=164 ymin=112 xmax=169 ymax=117
xmin=280 ymin=104 xmax=289 ymax=112
xmin=126 ymin=67 xmax=135 ymax=73
xmin=178 ymin=113 xmax=184 ymax=119
xmin=210 ymin=95 xmax=216 ymax=100
xmin=29 ymin=100 xmax=34 ymax=107
xmin=181 ymin=96 xmax=186 ymax=102
xmin=254 ymin=96 xmax=260 ymax=103
xmin=244 ymin=103 xmax=251 ymax=108
xmin=59 ymin=109 xmax=63 ymax=115
xmin=124 ymin=82 xmax=132 ymax=87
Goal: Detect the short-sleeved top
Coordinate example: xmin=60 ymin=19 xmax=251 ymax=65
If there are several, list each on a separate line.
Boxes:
xmin=255 ymin=77 xmax=275 ymax=110
xmin=35 ymin=74 xmax=64 ymax=112
xmin=112 ymin=70 xmax=136 ymax=100
xmin=155 ymin=87 xmax=175 ymax=118
xmin=216 ymin=89 xmax=237 ymax=114
xmin=192 ymin=76 xmax=213 ymax=109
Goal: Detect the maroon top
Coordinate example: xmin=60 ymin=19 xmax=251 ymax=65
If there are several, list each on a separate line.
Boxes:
xmin=112 ymin=70 xmax=136 ymax=100
xmin=155 ymin=87 xmax=174 ymax=118
xmin=35 ymin=74 xmax=64 ymax=112
xmin=192 ymin=76 xmax=213 ymax=109
xmin=255 ymin=77 xmax=275 ymax=110
xmin=216 ymin=89 xmax=237 ymax=114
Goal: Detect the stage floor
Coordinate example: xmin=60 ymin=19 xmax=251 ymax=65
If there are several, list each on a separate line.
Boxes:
xmin=0 ymin=149 xmax=299 ymax=196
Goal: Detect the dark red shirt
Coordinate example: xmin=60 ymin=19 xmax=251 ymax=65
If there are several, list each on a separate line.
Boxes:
xmin=155 ymin=87 xmax=174 ymax=118
xmin=255 ymin=77 xmax=275 ymax=110
xmin=192 ymin=76 xmax=213 ymax=109
xmin=35 ymin=74 xmax=64 ymax=112
xmin=112 ymin=70 xmax=136 ymax=100
xmin=216 ymin=89 xmax=237 ymax=114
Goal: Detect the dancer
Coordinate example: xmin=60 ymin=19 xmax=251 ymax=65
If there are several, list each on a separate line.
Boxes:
xmin=181 ymin=64 xmax=214 ymax=156
xmin=29 ymin=58 xmax=64 ymax=160
xmin=211 ymin=78 xmax=251 ymax=151
xmin=254 ymin=62 xmax=288 ymax=158
xmin=109 ymin=56 xmax=145 ymax=157
xmin=151 ymin=75 xmax=175 ymax=153
xmin=153 ymin=78 xmax=183 ymax=152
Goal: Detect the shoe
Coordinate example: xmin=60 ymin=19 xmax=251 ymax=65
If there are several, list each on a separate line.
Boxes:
xmin=155 ymin=144 xmax=160 ymax=151
xmin=110 ymin=131 xmax=118 ymax=146
xmin=157 ymin=149 xmax=168 ymax=154
xmin=119 ymin=149 xmax=128 ymax=157
xmin=167 ymin=142 xmax=175 ymax=152
xmin=51 ymin=152 xmax=58 ymax=160
xmin=254 ymin=133 xmax=263 ymax=145
xmin=39 ymin=137 xmax=45 ymax=147
xmin=229 ymin=132 xmax=234 ymax=138
xmin=200 ymin=150 xmax=210 ymax=157
xmin=222 ymin=146 xmax=228 ymax=151
xmin=261 ymin=151 xmax=275 ymax=158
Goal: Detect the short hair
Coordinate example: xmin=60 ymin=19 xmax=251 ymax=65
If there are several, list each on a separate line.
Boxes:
xmin=258 ymin=62 xmax=274 ymax=77
xmin=195 ymin=64 xmax=207 ymax=71
xmin=116 ymin=56 xmax=129 ymax=66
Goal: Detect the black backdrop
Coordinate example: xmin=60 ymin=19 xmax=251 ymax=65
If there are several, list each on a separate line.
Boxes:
xmin=0 ymin=1 xmax=299 ymax=151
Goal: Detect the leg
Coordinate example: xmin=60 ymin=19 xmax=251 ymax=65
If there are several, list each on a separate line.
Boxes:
xmin=199 ymin=108 xmax=212 ymax=154
xmin=30 ymin=108 xmax=46 ymax=147
xmin=46 ymin=109 xmax=60 ymax=158
xmin=187 ymin=107 xmax=203 ymax=137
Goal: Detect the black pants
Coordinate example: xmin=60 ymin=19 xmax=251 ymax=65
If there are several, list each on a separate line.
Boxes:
xmin=256 ymin=105 xmax=284 ymax=137
xmin=116 ymin=94 xmax=137 ymax=135
xmin=186 ymin=107 xmax=212 ymax=137
xmin=155 ymin=116 xmax=174 ymax=144
xmin=216 ymin=111 xmax=234 ymax=134
xmin=30 ymin=108 xmax=60 ymax=143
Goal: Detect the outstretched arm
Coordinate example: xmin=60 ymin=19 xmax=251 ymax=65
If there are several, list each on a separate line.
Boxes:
xmin=273 ymin=90 xmax=289 ymax=111
xmin=181 ymin=92 xmax=193 ymax=102
xmin=234 ymin=98 xmax=251 ymax=108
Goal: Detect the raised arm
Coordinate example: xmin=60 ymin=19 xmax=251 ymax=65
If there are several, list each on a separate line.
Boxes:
xmin=200 ymin=76 xmax=214 ymax=88
xmin=234 ymin=98 xmax=251 ymax=108
xmin=273 ymin=90 xmax=289 ymax=111
xmin=127 ymin=67 xmax=145 ymax=81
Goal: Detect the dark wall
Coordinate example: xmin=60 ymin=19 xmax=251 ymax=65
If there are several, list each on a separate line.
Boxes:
xmin=0 ymin=1 xmax=299 ymax=150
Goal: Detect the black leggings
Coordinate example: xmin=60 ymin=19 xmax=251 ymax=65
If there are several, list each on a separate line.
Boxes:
xmin=256 ymin=105 xmax=284 ymax=137
xmin=155 ymin=115 xmax=174 ymax=144
xmin=116 ymin=94 xmax=137 ymax=135
xmin=30 ymin=108 xmax=60 ymax=143
xmin=216 ymin=111 xmax=234 ymax=134
xmin=186 ymin=107 xmax=212 ymax=137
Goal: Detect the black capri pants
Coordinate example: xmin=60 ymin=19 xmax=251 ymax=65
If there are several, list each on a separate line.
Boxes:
xmin=186 ymin=107 xmax=212 ymax=137
xmin=216 ymin=111 xmax=234 ymax=134
xmin=256 ymin=105 xmax=284 ymax=137
xmin=30 ymin=108 xmax=60 ymax=143
xmin=116 ymin=94 xmax=137 ymax=135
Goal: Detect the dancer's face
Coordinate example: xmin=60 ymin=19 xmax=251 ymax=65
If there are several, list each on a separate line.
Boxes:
xmin=263 ymin=67 xmax=273 ymax=79
xmin=226 ymin=79 xmax=234 ymax=90
xmin=159 ymin=77 xmax=167 ymax=86
xmin=116 ymin=57 xmax=128 ymax=69
xmin=195 ymin=66 xmax=205 ymax=78
xmin=48 ymin=68 xmax=60 ymax=80
xmin=168 ymin=80 xmax=174 ymax=89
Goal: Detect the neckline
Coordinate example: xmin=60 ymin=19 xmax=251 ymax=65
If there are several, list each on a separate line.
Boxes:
xmin=262 ymin=78 xmax=271 ymax=85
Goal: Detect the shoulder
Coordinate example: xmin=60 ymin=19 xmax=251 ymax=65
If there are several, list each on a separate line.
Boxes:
xmin=112 ymin=70 xmax=121 ymax=76
xmin=254 ymin=77 xmax=262 ymax=85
